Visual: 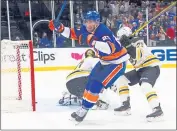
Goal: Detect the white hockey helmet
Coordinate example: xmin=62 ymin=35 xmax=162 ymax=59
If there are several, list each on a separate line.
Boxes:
xmin=117 ymin=26 xmax=132 ymax=40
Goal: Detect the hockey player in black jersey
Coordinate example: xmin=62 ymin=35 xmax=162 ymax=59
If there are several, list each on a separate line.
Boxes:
xmin=58 ymin=49 xmax=109 ymax=110
xmin=113 ymin=27 xmax=164 ymax=122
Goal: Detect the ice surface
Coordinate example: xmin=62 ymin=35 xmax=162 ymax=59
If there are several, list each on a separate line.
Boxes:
xmin=1 ymin=69 xmax=176 ymax=129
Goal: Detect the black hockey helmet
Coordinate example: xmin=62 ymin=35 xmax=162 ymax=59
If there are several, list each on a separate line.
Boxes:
xmin=85 ymin=49 xmax=95 ymax=58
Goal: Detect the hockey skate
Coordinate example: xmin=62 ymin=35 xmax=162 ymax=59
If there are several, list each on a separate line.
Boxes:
xmin=70 ymin=107 xmax=88 ymax=125
xmin=146 ymin=104 xmax=164 ymax=122
xmin=114 ymin=97 xmax=131 ymax=116
xmin=92 ymin=100 xmax=109 ymax=110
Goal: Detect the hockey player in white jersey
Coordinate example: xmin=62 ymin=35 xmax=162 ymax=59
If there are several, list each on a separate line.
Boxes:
xmin=113 ymin=27 xmax=163 ymax=122
xmin=58 ymin=49 xmax=109 ymax=110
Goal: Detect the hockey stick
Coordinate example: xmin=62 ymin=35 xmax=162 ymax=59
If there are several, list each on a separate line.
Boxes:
xmin=55 ymin=0 xmax=67 ymax=22
xmin=131 ymin=1 xmax=176 ymax=36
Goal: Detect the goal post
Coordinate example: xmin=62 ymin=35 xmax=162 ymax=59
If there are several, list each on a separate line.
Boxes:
xmin=1 ymin=39 xmax=36 ymax=112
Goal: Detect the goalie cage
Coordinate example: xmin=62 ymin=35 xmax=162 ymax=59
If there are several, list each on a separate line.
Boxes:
xmin=1 ymin=39 xmax=36 ymax=113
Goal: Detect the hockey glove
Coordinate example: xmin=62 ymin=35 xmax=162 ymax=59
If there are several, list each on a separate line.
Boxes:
xmin=119 ymin=35 xmax=132 ymax=49
xmin=78 ymin=33 xmax=96 ymax=46
xmin=129 ymin=56 xmax=137 ymax=66
xmin=48 ymin=20 xmax=64 ymax=33
xmin=119 ymin=35 xmax=136 ymax=59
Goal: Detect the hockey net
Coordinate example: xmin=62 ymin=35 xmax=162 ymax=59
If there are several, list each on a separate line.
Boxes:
xmin=1 ymin=40 xmax=36 ymax=113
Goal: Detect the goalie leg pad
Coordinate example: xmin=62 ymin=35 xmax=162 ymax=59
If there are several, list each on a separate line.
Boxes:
xmin=66 ymin=76 xmax=88 ymax=99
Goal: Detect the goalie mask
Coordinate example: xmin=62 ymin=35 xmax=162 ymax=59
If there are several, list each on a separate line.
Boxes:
xmin=85 ymin=49 xmax=95 ymax=58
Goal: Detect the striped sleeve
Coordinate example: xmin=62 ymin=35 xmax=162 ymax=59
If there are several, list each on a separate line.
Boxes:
xmin=61 ymin=27 xmax=81 ymax=40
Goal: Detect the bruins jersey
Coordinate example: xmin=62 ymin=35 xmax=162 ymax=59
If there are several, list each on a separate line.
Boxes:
xmin=66 ymin=57 xmax=99 ymax=82
xmin=129 ymin=38 xmax=161 ymax=69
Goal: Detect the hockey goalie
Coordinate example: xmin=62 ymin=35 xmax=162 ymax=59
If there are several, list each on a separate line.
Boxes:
xmin=58 ymin=49 xmax=109 ymax=110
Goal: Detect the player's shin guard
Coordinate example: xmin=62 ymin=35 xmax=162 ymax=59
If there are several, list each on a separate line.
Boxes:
xmin=115 ymin=75 xmax=130 ymax=102
xmin=114 ymin=76 xmax=131 ymax=115
xmin=141 ymin=82 xmax=164 ymax=121
xmin=118 ymin=85 xmax=130 ymax=103
xmin=82 ymin=80 xmax=103 ymax=109
xmin=71 ymin=80 xmax=103 ymax=123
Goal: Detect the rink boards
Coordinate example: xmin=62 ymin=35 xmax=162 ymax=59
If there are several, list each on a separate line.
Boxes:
xmin=1 ymin=47 xmax=176 ymax=72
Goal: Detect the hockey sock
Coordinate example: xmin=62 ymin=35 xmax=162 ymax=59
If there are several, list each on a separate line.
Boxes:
xmin=141 ymin=82 xmax=160 ymax=109
xmin=82 ymin=80 xmax=103 ymax=109
xmin=118 ymin=85 xmax=130 ymax=102
xmin=115 ymin=75 xmax=130 ymax=103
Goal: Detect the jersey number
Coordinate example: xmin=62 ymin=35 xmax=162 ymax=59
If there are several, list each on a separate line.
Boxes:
xmin=102 ymin=36 xmax=110 ymax=41
xmin=113 ymin=35 xmax=121 ymax=46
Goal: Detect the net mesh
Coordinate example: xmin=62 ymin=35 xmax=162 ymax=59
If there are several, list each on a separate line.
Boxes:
xmin=1 ymin=40 xmax=36 ymax=113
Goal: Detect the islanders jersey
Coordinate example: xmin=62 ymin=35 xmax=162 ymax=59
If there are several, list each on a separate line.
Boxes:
xmin=129 ymin=37 xmax=161 ymax=69
xmin=60 ymin=23 xmax=129 ymax=65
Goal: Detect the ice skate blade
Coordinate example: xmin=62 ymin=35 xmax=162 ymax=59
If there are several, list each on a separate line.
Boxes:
xmin=91 ymin=106 xmax=98 ymax=110
xmin=114 ymin=110 xmax=131 ymax=116
xmin=74 ymin=121 xmax=82 ymax=126
xmin=69 ymin=117 xmax=75 ymax=121
xmin=146 ymin=114 xmax=164 ymax=122
xmin=70 ymin=119 xmax=82 ymax=125
xmin=69 ymin=117 xmax=83 ymax=125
